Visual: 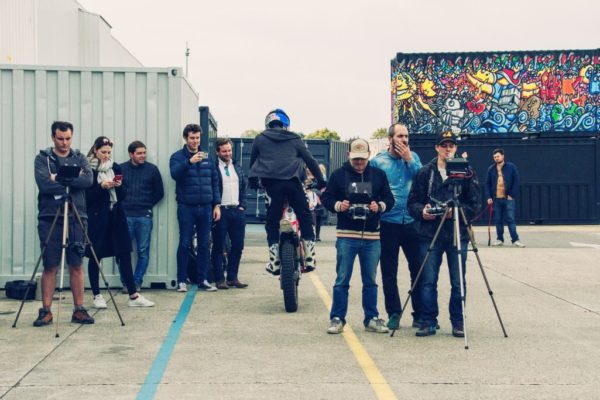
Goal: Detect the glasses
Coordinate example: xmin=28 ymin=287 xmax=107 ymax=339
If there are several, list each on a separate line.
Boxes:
xmin=438 ymin=143 xmax=456 ymax=149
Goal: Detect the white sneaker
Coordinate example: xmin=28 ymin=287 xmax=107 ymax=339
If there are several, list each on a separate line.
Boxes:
xmin=128 ymin=294 xmax=155 ymax=307
xmin=365 ymin=318 xmax=389 ymax=333
xmin=176 ymin=282 xmax=188 ymax=292
xmin=92 ymin=294 xmax=107 ymax=309
xmin=199 ymin=280 xmax=217 ymax=292
xmin=513 ymin=240 xmax=526 ymax=248
xmin=491 ymin=240 xmax=504 ymax=246
xmin=327 ymin=317 xmax=344 ymax=334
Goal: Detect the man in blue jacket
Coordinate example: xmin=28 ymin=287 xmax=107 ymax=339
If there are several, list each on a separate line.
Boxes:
xmin=370 ymin=122 xmax=422 ymax=330
xmin=485 ymin=149 xmax=525 ymax=248
xmin=170 ymin=124 xmax=221 ymax=292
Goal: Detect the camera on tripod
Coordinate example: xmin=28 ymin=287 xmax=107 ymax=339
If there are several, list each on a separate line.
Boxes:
xmin=446 ymin=157 xmax=472 ymax=180
xmin=56 ymin=165 xmax=81 ymax=186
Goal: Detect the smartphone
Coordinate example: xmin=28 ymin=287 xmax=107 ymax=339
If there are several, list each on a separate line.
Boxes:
xmin=113 ymin=174 xmax=123 ymax=183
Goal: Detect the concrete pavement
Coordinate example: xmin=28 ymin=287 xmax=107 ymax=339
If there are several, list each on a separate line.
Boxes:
xmin=1 ymin=225 xmax=599 ymax=399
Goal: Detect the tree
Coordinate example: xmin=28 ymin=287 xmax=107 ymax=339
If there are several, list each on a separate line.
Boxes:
xmin=240 ymin=129 xmax=260 ymax=138
xmin=371 ymin=127 xmax=387 ymax=139
xmin=305 ymin=128 xmax=340 ymax=141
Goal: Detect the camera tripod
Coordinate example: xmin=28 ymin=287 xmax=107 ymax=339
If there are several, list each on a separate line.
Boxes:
xmin=12 ymin=186 xmax=125 ymax=337
xmin=392 ymin=186 xmax=508 ymax=349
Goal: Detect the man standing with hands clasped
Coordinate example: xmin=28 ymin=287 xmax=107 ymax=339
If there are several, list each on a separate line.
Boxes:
xmin=370 ymin=122 xmax=423 ymax=330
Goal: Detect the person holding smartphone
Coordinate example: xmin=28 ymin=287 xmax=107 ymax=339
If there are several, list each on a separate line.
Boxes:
xmin=370 ymin=122 xmax=423 ymax=330
xmin=85 ymin=136 xmax=155 ymax=309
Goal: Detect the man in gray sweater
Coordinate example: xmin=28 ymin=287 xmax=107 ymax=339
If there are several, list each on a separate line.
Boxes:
xmin=33 ymin=121 xmax=94 ymax=327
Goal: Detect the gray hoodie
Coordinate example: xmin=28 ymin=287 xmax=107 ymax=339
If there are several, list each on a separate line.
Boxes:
xmin=249 ymin=129 xmax=324 ymax=182
xmin=34 ymin=148 xmax=93 ymax=219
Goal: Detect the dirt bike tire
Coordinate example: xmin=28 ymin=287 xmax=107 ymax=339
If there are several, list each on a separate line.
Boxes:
xmin=280 ymin=240 xmax=299 ymax=312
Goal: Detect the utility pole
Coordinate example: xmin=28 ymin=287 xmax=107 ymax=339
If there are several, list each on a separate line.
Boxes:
xmin=185 ymin=42 xmax=190 ymax=78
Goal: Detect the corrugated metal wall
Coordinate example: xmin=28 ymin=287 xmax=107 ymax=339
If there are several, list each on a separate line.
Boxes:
xmin=0 ymin=64 xmax=199 ymax=288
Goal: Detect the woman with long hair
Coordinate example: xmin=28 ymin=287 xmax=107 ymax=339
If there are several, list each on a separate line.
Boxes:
xmin=85 ymin=136 xmax=154 ymax=309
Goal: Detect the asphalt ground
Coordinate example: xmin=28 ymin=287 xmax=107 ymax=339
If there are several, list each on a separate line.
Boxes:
xmin=1 ymin=224 xmax=599 ymax=400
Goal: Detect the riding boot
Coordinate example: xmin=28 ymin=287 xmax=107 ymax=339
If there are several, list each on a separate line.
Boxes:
xmin=303 ymin=240 xmax=316 ymax=272
xmin=266 ymin=243 xmax=281 ymax=275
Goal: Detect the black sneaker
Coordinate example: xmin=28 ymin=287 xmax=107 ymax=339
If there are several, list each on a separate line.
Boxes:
xmin=415 ymin=324 xmax=437 ymax=337
xmin=412 ymin=319 xmax=440 ymax=330
xmin=452 ymin=324 xmax=465 ymax=337
xmin=33 ymin=308 xmax=53 ymax=327
xmin=71 ymin=307 xmax=95 ymax=324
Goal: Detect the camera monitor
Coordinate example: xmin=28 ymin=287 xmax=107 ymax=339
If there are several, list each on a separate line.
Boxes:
xmin=57 ymin=165 xmax=81 ymax=179
xmin=446 ymin=158 xmax=470 ymax=176
xmin=347 ymin=181 xmax=372 ymax=204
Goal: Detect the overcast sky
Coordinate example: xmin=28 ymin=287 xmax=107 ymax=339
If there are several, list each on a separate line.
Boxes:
xmin=78 ymin=0 xmax=599 ymax=139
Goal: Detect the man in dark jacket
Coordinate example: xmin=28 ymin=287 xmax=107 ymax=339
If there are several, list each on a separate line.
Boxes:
xmin=211 ymin=138 xmax=248 ymax=289
xmin=170 ymin=124 xmax=221 ymax=292
xmin=408 ymin=131 xmax=481 ymax=338
xmin=33 ymin=121 xmax=94 ymax=327
xmin=120 ymin=140 xmax=164 ymax=289
xmin=485 ymin=148 xmax=525 ymax=247
xmin=321 ymin=138 xmax=395 ymax=335
xmin=249 ymin=109 xmax=325 ymax=275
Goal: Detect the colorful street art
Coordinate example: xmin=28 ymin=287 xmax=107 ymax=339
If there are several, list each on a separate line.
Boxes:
xmin=391 ymin=50 xmax=600 ymax=134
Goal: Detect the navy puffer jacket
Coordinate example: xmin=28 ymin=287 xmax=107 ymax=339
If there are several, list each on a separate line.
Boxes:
xmin=169 ymin=146 xmax=220 ymax=206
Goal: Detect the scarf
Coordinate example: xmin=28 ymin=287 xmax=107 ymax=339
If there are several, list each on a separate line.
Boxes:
xmin=88 ymin=156 xmax=117 ymax=208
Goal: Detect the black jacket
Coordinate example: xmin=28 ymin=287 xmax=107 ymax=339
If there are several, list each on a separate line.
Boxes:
xmin=408 ymin=157 xmax=481 ymax=242
xmin=321 ymin=162 xmax=394 ymax=240
xmin=249 ymin=128 xmax=324 ymax=183
xmin=85 ymin=162 xmax=132 ymax=258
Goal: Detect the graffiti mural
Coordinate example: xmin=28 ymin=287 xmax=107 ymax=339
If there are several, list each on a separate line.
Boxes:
xmin=391 ymin=50 xmax=600 ymax=134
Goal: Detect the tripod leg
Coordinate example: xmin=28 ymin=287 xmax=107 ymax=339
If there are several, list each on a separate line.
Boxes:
xmin=12 ymin=210 xmax=61 ymax=328
xmin=453 ymin=206 xmax=469 ymax=349
xmin=55 ymin=197 xmax=71 ymax=338
xmin=70 ymin=203 xmax=125 ymax=326
xmin=392 ymin=212 xmax=449 ymax=337
xmin=459 ymin=208 xmax=508 ymax=338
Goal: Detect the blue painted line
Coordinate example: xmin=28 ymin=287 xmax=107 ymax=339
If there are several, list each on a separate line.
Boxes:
xmin=136 ymin=286 xmax=197 ymax=400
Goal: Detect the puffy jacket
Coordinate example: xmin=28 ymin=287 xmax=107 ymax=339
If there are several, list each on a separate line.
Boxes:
xmin=485 ymin=161 xmax=519 ymax=200
xmin=321 ymin=162 xmax=394 ymax=240
xmin=169 ymin=146 xmax=220 ymax=206
xmin=34 ymin=148 xmax=93 ymax=218
xmin=408 ymin=158 xmax=481 ymax=241
xmin=249 ymin=128 xmax=324 ymax=183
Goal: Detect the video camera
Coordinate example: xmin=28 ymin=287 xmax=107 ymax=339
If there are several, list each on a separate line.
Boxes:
xmin=446 ymin=157 xmax=472 ymax=180
xmin=347 ymin=181 xmax=373 ymax=221
xmin=426 ymin=204 xmax=447 ymax=216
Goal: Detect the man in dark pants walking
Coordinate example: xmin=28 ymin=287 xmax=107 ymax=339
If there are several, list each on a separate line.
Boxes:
xmin=211 ymin=138 xmax=248 ymax=289
xmin=370 ymin=122 xmax=423 ymax=330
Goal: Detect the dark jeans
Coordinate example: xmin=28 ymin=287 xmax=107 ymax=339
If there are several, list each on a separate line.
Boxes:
xmin=88 ymin=253 xmax=136 ymax=296
xmin=493 ymin=198 xmax=519 ymax=243
xmin=176 ymin=204 xmax=212 ymax=284
xmin=262 ymin=178 xmax=315 ymax=245
xmin=379 ymin=221 xmax=423 ymax=320
xmin=212 ymin=207 xmax=246 ymax=282
xmin=420 ymin=237 xmax=468 ymax=327
xmin=126 ymin=216 xmax=153 ymax=286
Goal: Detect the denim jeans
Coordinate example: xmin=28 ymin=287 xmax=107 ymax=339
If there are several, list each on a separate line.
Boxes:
xmin=419 ymin=237 xmax=468 ymax=327
xmin=493 ymin=198 xmax=519 ymax=243
xmin=176 ymin=204 xmax=212 ymax=284
xmin=212 ymin=207 xmax=246 ymax=282
xmin=330 ymin=238 xmax=381 ymax=327
xmin=126 ymin=216 xmax=153 ymax=286
xmin=380 ymin=221 xmax=423 ymax=321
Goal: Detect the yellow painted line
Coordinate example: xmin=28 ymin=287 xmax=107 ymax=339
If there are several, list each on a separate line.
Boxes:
xmin=309 ymin=273 xmax=398 ymax=400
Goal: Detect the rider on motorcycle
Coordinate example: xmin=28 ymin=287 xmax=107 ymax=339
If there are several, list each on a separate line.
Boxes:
xmin=249 ymin=109 xmax=325 ymax=275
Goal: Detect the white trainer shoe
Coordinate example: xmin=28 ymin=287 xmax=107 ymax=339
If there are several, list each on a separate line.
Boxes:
xmin=327 ymin=317 xmax=345 ymax=334
xmin=491 ymin=240 xmax=504 ymax=246
xmin=92 ymin=294 xmax=107 ymax=309
xmin=199 ymin=280 xmax=217 ymax=292
xmin=128 ymin=294 xmax=155 ymax=307
xmin=513 ymin=240 xmax=526 ymax=248
xmin=365 ymin=318 xmax=389 ymax=333
xmin=176 ymin=282 xmax=188 ymax=292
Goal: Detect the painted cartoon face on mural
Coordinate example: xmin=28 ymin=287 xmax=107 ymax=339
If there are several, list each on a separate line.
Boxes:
xmin=391 ymin=51 xmax=599 ymax=134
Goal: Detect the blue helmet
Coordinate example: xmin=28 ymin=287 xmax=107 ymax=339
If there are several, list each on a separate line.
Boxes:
xmin=265 ymin=109 xmax=290 ymax=129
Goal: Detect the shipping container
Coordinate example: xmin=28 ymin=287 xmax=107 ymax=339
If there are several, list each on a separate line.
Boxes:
xmin=0 ymin=64 xmax=199 ymax=288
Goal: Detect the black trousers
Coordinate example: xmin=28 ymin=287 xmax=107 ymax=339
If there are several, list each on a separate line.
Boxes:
xmin=379 ymin=221 xmax=423 ymax=319
xmin=88 ymin=253 xmax=137 ymax=296
xmin=262 ymin=178 xmax=315 ymax=246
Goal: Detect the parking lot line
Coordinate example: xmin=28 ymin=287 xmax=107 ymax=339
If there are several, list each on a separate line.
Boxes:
xmin=309 ymin=273 xmax=398 ymax=400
